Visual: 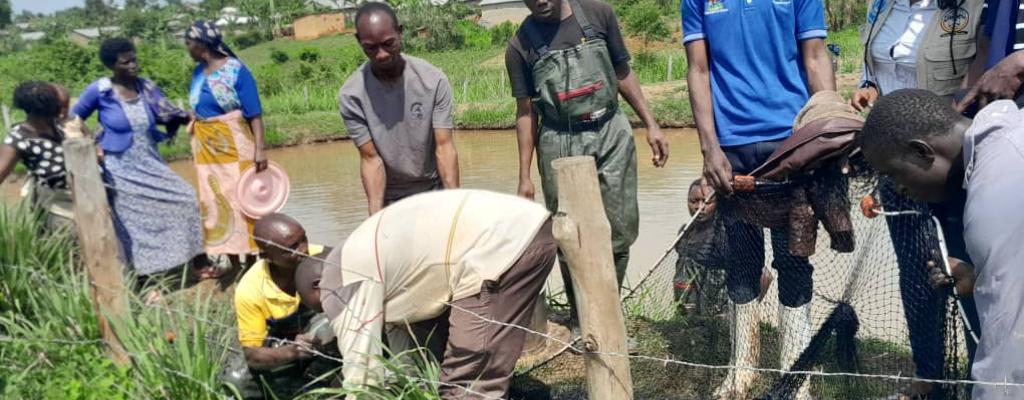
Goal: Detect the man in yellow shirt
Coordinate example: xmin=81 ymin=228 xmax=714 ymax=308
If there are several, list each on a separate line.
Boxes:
xmin=232 ymin=213 xmax=336 ymax=398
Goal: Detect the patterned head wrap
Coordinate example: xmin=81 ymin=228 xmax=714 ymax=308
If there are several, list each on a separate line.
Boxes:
xmin=187 ymin=20 xmax=237 ymax=59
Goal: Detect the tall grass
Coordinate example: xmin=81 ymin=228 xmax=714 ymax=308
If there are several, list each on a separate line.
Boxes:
xmin=0 ymin=203 xmax=235 ymax=399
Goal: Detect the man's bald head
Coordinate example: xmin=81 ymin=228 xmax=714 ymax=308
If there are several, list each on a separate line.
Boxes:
xmin=355 ymin=2 xmax=400 ymax=34
xmin=254 ymin=213 xmax=308 ymax=270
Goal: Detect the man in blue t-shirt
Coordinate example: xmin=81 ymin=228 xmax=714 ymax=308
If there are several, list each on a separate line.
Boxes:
xmin=682 ymin=0 xmax=834 ymax=397
xmin=959 ymin=0 xmax=1024 ymax=111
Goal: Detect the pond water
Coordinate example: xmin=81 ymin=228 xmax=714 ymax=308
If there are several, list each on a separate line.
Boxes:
xmin=168 ymin=128 xmax=704 ymax=287
xmin=0 ymin=129 xmax=701 ymax=292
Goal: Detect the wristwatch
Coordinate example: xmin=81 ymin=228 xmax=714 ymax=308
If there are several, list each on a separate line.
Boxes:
xmin=859 ymin=80 xmax=878 ymax=90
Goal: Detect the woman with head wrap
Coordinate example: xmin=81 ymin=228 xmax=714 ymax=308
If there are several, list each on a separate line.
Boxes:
xmin=71 ymin=38 xmax=214 ymax=283
xmin=185 ymin=21 xmax=269 ymax=274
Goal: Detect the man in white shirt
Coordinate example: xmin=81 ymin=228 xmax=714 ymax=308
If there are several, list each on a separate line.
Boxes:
xmin=298 ymin=189 xmax=556 ymax=399
xmin=858 ymin=89 xmax=1024 ymax=399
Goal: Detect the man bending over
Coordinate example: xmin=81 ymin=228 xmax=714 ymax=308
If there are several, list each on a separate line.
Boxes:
xmin=858 ymin=89 xmax=1024 ymax=399
xmin=306 ymin=189 xmax=557 ymax=399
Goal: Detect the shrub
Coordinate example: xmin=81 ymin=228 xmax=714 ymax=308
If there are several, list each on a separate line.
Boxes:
xmin=299 ymin=47 xmax=321 ymax=63
xmin=456 ymin=20 xmax=491 ymax=50
xmin=230 ymin=30 xmax=270 ymax=50
xmin=826 ymin=0 xmax=867 ymax=30
xmin=271 ymin=48 xmax=290 ymax=64
xmin=622 ymin=0 xmax=670 ymax=51
xmin=490 ymin=21 xmax=518 ymax=46
xmin=397 ymin=0 xmax=479 ymax=52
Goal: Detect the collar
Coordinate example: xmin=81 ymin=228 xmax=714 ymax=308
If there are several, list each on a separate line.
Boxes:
xmin=97 ymin=77 xmax=153 ymax=96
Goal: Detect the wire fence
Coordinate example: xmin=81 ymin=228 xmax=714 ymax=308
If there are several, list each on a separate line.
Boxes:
xmin=7 ymin=158 xmax=1023 ymax=399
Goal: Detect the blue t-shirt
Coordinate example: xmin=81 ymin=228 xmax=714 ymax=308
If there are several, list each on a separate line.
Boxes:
xmin=982 ymin=0 xmax=1024 ymax=69
xmin=682 ymin=0 xmax=827 ymax=147
xmin=189 ymin=58 xmax=263 ymax=119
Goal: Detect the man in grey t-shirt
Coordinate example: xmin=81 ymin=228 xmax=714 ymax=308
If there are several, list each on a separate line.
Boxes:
xmin=859 ymin=89 xmax=1024 ymax=399
xmin=339 ymin=2 xmax=459 ymax=214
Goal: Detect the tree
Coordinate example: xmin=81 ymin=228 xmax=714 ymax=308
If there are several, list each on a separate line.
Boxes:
xmin=0 ymin=0 xmax=10 ymax=29
xmin=125 ymin=0 xmax=153 ymax=9
xmin=622 ymin=0 xmax=670 ymax=52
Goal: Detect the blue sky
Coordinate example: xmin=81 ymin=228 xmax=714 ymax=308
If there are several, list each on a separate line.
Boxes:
xmin=11 ymin=0 xmax=137 ymax=15
xmin=12 ymin=0 xmax=84 ymax=15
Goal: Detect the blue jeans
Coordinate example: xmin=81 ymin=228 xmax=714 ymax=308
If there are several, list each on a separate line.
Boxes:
xmin=721 ymin=140 xmax=814 ymax=307
xmin=879 ymin=179 xmax=980 ymax=380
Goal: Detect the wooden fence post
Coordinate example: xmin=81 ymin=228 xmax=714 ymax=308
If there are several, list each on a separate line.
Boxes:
xmin=303 ymin=85 xmax=310 ymax=108
xmin=65 ymin=138 xmax=130 ymax=366
xmin=551 ymin=156 xmax=633 ymax=400
xmin=1 ymin=103 xmax=11 ymax=129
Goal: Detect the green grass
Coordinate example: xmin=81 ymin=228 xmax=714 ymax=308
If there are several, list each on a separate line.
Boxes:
xmin=0 ymin=203 xmax=236 ymax=399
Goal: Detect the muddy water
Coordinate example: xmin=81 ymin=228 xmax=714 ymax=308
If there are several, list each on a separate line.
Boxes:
xmin=169 ymin=129 xmax=703 ymax=287
xmin=0 ymin=130 xmax=699 ymax=296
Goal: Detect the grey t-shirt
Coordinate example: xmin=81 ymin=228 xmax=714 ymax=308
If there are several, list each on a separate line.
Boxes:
xmin=338 ymin=55 xmax=454 ymax=201
xmin=960 ymin=101 xmax=1024 ymax=400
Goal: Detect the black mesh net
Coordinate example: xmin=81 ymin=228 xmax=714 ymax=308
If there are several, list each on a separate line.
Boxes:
xmin=621 ymin=166 xmax=975 ymax=399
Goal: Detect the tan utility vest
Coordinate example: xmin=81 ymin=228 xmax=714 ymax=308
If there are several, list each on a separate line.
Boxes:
xmin=861 ymin=0 xmax=985 ymax=95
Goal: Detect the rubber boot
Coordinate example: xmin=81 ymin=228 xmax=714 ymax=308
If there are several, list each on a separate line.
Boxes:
xmin=780 ymin=304 xmax=813 ymax=400
xmin=715 ymin=301 xmax=762 ymax=400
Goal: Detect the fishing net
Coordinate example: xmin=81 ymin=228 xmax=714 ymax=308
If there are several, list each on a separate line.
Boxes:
xmin=621 ymin=166 xmax=974 ymax=399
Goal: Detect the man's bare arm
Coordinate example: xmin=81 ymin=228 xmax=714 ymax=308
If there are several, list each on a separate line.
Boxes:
xmin=358 ymin=141 xmax=386 ymax=214
xmin=800 ymin=38 xmax=836 ymax=93
xmin=434 ymin=128 xmax=460 ymax=189
xmin=514 ymin=97 xmax=538 ymax=199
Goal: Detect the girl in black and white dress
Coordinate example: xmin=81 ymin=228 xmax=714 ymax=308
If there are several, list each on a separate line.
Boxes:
xmin=0 ymin=81 xmax=78 ymax=231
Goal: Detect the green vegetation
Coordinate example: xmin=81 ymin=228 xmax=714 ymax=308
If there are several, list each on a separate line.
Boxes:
xmin=0 ymin=204 xmax=236 ymax=398
xmin=0 ymin=2 xmax=863 ymax=162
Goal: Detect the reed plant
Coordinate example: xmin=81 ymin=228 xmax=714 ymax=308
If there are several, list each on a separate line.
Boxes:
xmin=0 ymin=203 xmax=235 ymax=399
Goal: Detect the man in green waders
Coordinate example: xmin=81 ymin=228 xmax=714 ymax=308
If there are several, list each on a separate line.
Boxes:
xmin=505 ymin=0 xmax=669 ymax=329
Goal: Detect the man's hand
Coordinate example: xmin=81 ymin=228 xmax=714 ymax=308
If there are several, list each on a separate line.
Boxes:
xmin=646 ymin=126 xmax=669 ymax=168
xmin=292 ymin=334 xmax=318 ymax=360
xmin=702 ymin=147 xmax=733 ymax=195
xmin=850 ymin=86 xmax=879 ymax=112
xmin=295 ymin=332 xmax=322 ymax=349
xmin=928 ymin=257 xmax=976 ymax=297
xmin=517 ymin=178 xmax=536 ymax=200
xmin=958 ymin=52 xmax=1024 ymax=112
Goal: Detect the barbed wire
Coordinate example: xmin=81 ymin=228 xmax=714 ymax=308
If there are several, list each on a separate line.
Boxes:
xmin=446 ymin=302 xmax=1024 ymax=390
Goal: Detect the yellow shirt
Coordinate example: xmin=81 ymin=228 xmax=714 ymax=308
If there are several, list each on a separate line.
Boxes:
xmin=234 ymin=244 xmax=325 ymax=348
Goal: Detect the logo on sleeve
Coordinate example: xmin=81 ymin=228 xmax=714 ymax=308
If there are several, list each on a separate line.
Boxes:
xmin=705 ymin=0 xmax=728 ymax=14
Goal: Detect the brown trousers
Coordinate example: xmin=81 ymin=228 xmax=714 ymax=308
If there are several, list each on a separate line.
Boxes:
xmin=408 ymin=219 xmax=557 ymax=399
